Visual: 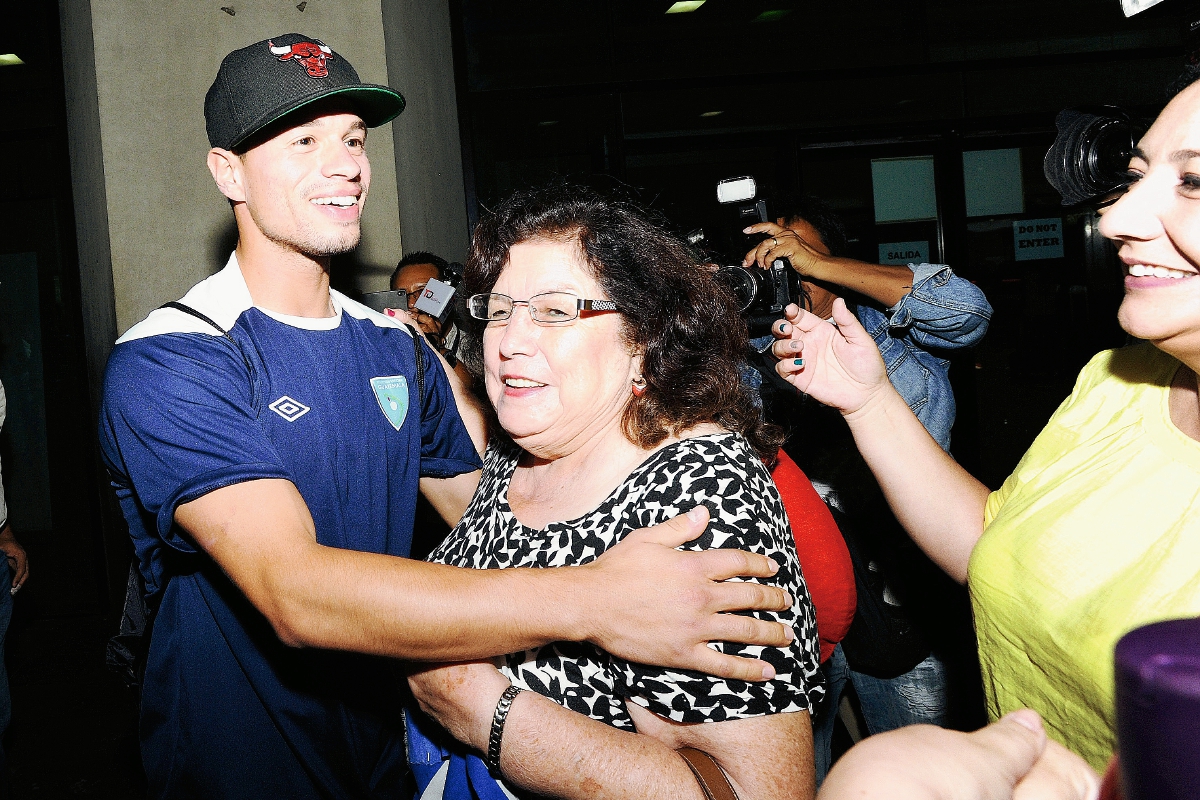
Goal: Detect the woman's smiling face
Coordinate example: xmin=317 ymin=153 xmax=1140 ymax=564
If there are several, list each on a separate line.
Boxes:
xmin=1099 ymin=81 xmax=1200 ymax=362
xmin=482 ymin=237 xmax=641 ymax=459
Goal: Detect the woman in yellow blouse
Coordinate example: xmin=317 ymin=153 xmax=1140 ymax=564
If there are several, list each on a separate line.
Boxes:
xmin=766 ymin=74 xmax=1200 ymax=770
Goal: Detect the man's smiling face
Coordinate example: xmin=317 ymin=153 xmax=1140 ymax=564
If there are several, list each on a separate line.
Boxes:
xmin=237 ymin=111 xmax=371 ymax=258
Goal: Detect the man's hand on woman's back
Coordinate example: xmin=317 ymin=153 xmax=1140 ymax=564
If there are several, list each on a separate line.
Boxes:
xmin=581 ymin=505 xmax=795 ymax=683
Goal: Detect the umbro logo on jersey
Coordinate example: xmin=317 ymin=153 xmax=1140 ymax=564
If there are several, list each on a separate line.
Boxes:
xmin=269 ymin=396 xmax=311 ymax=423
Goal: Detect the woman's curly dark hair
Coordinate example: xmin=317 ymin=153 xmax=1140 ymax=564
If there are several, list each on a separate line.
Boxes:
xmin=463 ymin=182 xmax=784 ymax=464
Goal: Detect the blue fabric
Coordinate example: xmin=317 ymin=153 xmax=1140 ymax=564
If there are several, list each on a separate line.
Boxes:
xmin=751 ymin=262 xmax=992 ymax=452
xmin=811 ymin=642 xmax=849 ymax=786
xmin=100 ymin=286 xmax=482 ymax=799
xmin=406 ymin=711 xmax=511 ymax=800
xmin=850 ymin=652 xmax=949 ymax=733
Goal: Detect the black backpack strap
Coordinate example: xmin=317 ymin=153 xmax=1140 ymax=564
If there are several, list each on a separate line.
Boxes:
xmin=160 ymin=301 xmax=230 ymax=339
xmin=407 ymin=324 xmax=426 ymax=408
xmin=160 ymin=301 xmax=254 ymax=378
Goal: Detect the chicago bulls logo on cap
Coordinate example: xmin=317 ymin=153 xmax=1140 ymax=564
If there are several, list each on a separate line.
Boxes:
xmin=268 ymin=39 xmax=334 ymax=78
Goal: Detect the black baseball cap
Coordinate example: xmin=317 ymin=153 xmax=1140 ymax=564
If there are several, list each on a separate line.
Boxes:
xmin=204 ymin=33 xmax=405 ymax=151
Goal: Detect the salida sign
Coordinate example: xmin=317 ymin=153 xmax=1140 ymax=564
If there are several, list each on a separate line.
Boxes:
xmin=1012 ymin=218 xmax=1064 ymax=261
xmin=877 ymin=241 xmax=929 ymax=266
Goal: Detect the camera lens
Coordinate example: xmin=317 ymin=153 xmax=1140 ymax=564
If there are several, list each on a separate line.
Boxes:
xmin=715 ymin=266 xmax=761 ymax=313
xmin=1044 ymin=107 xmax=1141 ymax=206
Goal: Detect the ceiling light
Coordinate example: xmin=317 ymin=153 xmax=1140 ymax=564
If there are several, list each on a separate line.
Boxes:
xmin=700 ymin=111 xmax=724 ymax=117
xmin=753 ymin=10 xmax=792 ymax=22
xmin=666 ymin=1 xmax=705 ymax=13
xmin=0 ymin=54 xmax=24 ymax=67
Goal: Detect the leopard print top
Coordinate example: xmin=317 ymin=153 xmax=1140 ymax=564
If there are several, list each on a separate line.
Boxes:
xmin=429 ymin=432 xmax=823 ymax=729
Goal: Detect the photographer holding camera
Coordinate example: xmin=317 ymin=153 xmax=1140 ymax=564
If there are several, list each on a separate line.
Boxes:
xmin=390 ymin=251 xmax=471 ymax=382
xmin=741 ymin=196 xmax=992 ymax=781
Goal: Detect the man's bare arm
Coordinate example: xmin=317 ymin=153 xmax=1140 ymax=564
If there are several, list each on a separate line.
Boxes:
xmin=175 ymin=479 xmax=792 ymax=679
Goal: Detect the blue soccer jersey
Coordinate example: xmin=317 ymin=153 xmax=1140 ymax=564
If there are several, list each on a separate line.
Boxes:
xmin=99 ymin=254 xmax=482 ymax=799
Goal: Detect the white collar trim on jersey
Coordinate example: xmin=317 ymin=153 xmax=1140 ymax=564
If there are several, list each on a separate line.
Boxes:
xmin=117 ymin=252 xmax=412 ymax=343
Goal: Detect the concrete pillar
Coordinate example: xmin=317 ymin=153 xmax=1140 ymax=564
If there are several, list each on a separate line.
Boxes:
xmin=381 ymin=0 xmax=471 ymax=264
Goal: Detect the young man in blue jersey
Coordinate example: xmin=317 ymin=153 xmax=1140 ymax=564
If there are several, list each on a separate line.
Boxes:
xmin=98 ymin=34 xmax=793 ymax=798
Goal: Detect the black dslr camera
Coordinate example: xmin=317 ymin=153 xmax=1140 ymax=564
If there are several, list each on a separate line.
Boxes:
xmin=689 ymin=176 xmax=803 ymax=332
xmin=1043 ymin=106 xmax=1146 ymax=206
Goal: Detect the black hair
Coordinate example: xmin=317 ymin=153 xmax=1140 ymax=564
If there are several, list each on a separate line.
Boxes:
xmin=391 ymin=251 xmax=449 ymax=288
xmin=1168 ymin=63 xmax=1200 ymax=99
xmin=770 ymin=193 xmax=849 ymax=257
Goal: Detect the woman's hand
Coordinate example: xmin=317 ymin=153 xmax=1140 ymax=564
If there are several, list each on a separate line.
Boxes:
xmin=770 ymin=299 xmax=890 ymax=416
xmin=407 ymin=661 xmax=512 ymax=752
xmin=1014 ymin=739 xmax=1101 ymax=800
xmin=742 ymin=221 xmax=829 ymax=277
xmin=819 ymin=710 xmax=1099 ymax=800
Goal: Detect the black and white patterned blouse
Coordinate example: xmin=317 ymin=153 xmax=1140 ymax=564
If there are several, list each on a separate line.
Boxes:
xmin=429 ymin=432 xmax=823 ymax=730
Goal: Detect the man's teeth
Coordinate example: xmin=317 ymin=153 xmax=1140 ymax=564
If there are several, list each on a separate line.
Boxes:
xmin=311 ymin=196 xmax=358 ymax=207
xmin=504 ymin=378 xmax=545 ymax=388
xmin=1128 ymin=264 xmax=1193 ymax=279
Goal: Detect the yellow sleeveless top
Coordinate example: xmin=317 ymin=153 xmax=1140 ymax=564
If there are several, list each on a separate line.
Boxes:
xmin=972 ymin=343 xmax=1200 ymax=770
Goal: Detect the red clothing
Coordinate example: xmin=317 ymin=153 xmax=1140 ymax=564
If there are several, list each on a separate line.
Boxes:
xmin=772 ymin=450 xmax=855 ymax=663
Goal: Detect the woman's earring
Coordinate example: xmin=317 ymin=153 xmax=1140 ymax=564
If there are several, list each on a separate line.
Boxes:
xmin=632 ymin=377 xmax=647 ymax=397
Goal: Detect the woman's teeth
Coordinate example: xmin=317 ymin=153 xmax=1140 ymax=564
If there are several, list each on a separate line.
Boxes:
xmin=1128 ymin=264 xmax=1193 ymax=279
xmin=311 ymin=196 xmax=358 ymax=207
xmin=504 ymin=378 xmax=545 ymax=388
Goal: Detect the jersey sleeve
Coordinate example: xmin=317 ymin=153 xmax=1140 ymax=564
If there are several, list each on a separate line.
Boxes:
xmin=609 ymin=438 xmax=823 ymax=722
xmin=415 ymin=336 xmax=483 ymax=478
xmin=99 ymin=334 xmax=292 ymax=551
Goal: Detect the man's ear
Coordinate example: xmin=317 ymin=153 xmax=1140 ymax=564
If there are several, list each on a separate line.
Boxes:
xmin=207 ymin=148 xmax=247 ymax=203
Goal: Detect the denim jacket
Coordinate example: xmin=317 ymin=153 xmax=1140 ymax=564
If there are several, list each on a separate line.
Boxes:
xmin=751 ymin=262 xmax=992 ymax=452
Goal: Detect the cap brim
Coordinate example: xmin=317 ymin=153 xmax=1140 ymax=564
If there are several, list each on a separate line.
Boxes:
xmin=229 ymin=84 xmax=405 ymax=151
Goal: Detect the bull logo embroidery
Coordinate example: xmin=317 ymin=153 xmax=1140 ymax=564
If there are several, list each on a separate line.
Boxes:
xmin=268 ymin=39 xmax=334 ymax=78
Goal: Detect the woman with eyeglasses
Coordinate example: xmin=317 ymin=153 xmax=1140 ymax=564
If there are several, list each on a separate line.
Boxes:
xmin=403 ymin=183 xmax=823 ymax=800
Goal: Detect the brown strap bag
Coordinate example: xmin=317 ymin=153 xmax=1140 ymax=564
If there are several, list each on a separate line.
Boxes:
xmin=678 ymin=748 xmax=740 ymax=800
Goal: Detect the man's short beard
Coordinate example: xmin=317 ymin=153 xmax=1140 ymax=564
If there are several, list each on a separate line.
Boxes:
xmin=286 ymin=227 xmax=361 ymax=257
xmin=251 ymin=207 xmax=362 ymax=258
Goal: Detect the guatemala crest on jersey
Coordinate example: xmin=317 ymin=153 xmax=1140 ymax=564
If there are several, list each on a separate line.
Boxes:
xmin=370 ymin=376 xmax=410 ymax=430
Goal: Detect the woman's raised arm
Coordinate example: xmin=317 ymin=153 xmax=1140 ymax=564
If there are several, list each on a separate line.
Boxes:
xmin=771 ymin=300 xmax=991 ymax=583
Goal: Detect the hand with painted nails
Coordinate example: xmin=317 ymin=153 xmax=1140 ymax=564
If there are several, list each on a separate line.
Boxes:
xmin=383 ymin=306 xmax=416 ymax=325
xmin=770 ymin=298 xmax=889 ymax=417
xmin=819 ymin=709 xmax=1100 ymax=800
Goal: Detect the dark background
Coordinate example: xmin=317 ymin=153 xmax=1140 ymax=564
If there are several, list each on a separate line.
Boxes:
xmin=1 ymin=0 xmax=1195 ymax=795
